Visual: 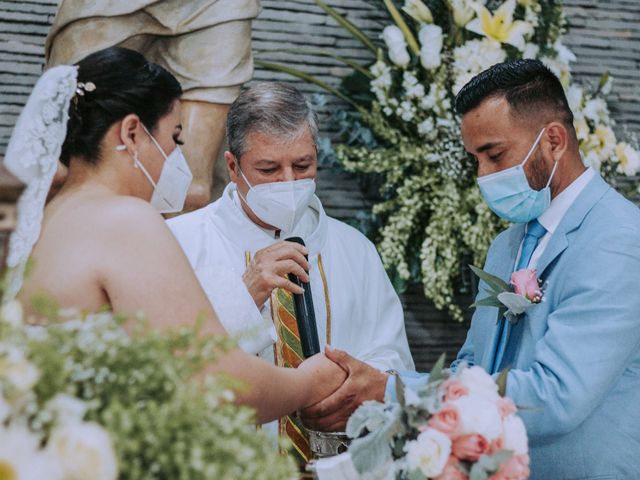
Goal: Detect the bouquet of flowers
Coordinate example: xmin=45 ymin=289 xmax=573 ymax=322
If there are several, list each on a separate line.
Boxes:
xmin=316 ymin=358 xmax=528 ymax=480
xmin=0 ymin=300 xmax=296 ymax=480
xmin=259 ymin=0 xmax=640 ymax=321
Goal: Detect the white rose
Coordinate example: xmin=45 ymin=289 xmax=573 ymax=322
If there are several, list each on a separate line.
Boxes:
xmin=46 ymin=394 xmax=88 ymax=425
xmin=452 ymin=395 xmax=503 ymax=441
xmin=456 ymin=366 xmax=500 ymax=400
xmin=404 ymin=428 xmax=451 ymax=477
xmin=502 ymin=414 xmax=528 ymax=455
xmin=1 ymin=300 xmax=24 ymax=327
xmin=0 ymin=424 xmax=60 ymax=480
xmin=0 ymin=346 xmax=39 ymax=392
xmin=382 ymin=26 xmax=411 ymax=68
xmin=48 ymin=422 xmax=118 ymax=480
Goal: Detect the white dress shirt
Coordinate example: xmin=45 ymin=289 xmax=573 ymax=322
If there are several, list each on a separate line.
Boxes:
xmin=518 ymin=167 xmax=595 ymax=269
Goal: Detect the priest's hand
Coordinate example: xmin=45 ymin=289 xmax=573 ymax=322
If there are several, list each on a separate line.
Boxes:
xmin=242 ymin=241 xmax=310 ymax=308
xmin=299 ymin=346 xmax=389 ymax=432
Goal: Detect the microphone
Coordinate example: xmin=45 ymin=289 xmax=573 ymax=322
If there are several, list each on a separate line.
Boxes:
xmin=285 ymin=237 xmax=320 ymax=358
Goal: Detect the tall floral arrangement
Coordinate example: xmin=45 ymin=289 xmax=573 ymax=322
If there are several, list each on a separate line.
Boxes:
xmin=0 ymin=301 xmax=296 ymax=480
xmin=260 ymin=0 xmax=640 ymax=321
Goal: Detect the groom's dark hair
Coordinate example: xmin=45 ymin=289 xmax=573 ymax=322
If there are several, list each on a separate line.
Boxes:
xmin=454 ymin=59 xmax=575 ymax=131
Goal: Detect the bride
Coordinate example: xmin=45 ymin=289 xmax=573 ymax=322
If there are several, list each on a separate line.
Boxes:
xmin=4 ymin=47 xmax=345 ymax=423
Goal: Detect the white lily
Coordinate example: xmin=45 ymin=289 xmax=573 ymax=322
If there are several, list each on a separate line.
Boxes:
xmin=449 ymin=0 xmax=480 ymax=28
xmin=466 ymin=0 xmax=533 ymax=50
xmin=403 ymin=0 xmax=433 ymax=24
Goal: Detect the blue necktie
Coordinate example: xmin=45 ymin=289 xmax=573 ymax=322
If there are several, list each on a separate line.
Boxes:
xmin=491 ymin=219 xmax=547 ymax=373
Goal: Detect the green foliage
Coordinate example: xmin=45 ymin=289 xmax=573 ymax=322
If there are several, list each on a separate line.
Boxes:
xmin=4 ymin=312 xmax=296 ymax=479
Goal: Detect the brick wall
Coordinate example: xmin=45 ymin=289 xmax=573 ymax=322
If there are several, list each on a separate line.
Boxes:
xmin=1 ymin=0 xmax=638 ymax=369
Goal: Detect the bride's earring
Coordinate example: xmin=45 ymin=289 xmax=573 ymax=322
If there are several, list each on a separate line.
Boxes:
xmin=115 ymin=144 xmax=126 ymax=151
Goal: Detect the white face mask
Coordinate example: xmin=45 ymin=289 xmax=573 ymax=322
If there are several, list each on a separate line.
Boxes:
xmin=135 ymin=125 xmax=193 ymax=214
xmin=236 ymin=164 xmax=316 ymax=232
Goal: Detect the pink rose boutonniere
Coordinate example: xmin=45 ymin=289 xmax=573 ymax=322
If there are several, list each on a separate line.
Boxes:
xmin=470 ymin=265 xmax=544 ymax=323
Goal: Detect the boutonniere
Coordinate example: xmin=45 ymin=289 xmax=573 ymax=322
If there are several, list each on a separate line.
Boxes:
xmin=470 ymin=265 xmax=544 ymax=324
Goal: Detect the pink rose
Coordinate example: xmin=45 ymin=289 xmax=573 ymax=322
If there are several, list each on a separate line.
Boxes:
xmin=428 ymin=403 xmax=461 ymax=438
xmin=435 ymin=456 xmax=469 ymax=480
xmin=489 ymin=454 xmax=530 ymax=480
xmin=497 ymin=398 xmax=517 ymax=419
xmin=452 ymin=434 xmax=489 ymax=461
xmin=510 ymin=269 xmax=542 ymax=302
xmin=440 ymin=379 xmax=469 ymax=402
xmin=488 ymin=436 xmax=504 ymax=455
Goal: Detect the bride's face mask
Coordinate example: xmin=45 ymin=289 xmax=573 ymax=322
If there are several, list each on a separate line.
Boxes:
xmin=131 ymin=124 xmax=193 ymax=214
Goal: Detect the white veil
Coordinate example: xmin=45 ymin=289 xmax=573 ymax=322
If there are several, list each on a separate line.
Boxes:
xmin=3 ymin=66 xmax=78 ymax=299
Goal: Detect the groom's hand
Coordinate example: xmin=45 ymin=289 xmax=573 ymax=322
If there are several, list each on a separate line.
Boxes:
xmin=300 ymin=346 xmax=389 ymax=432
xmin=242 ymin=241 xmax=310 ymax=308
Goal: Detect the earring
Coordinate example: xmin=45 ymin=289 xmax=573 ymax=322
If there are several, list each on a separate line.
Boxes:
xmin=115 ymin=144 xmax=126 ymax=151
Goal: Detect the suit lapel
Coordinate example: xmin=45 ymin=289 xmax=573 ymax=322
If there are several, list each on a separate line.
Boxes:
xmin=481 ymin=224 xmax=524 ymax=370
xmin=481 ymin=173 xmax=610 ymax=371
xmin=536 ymin=174 xmax=610 ymax=278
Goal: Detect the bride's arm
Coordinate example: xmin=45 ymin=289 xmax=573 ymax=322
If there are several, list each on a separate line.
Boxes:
xmin=98 ymin=199 xmax=345 ymax=422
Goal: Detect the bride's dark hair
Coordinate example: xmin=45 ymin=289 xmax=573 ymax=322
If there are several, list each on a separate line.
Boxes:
xmin=60 ymin=47 xmax=182 ymax=166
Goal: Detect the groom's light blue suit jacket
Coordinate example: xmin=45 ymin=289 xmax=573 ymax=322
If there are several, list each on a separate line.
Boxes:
xmin=453 ymin=173 xmax=640 ymax=479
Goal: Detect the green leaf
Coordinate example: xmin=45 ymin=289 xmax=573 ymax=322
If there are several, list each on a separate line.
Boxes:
xmin=254 ymin=60 xmax=359 ymax=109
xmin=256 ymin=48 xmax=373 ymax=79
xmin=496 ymin=367 xmax=510 ymax=397
xmin=348 ymin=404 xmax=402 ymax=474
xmin=470 ymin=296 xmax=504 ymax=309
xmin=314 ymin=0 xmax=377 ymax=53
xmin=407 ymin=469 xmax=427 ymax=480
xmin=428 ymin=353 xmax=446 ymax=384
xmin=383 ymin=0 xmax=421 ymax=56
xmin=469 ymin=265 xmax=510 ymax=293
xmin=470 ymin=451 xmax=513 ymax=480
xmin=346 ymin=401 xmax=389 ymax=439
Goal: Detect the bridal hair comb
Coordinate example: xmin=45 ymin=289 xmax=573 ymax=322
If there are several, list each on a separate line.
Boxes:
xmin=75 ymin=81 xmax=96 ymax=96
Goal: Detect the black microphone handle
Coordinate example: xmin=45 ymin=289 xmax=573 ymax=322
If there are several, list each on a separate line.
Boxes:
xmin=285 ymin=237 xmax=321 ymax=358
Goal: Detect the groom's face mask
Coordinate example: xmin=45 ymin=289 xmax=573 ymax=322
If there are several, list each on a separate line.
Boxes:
xmin=477 ymin=127 xmax=557 ymax=223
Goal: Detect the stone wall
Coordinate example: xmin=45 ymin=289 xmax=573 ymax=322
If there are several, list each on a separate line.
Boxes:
xmin=1 ymin=0 xmax=638 ymax=369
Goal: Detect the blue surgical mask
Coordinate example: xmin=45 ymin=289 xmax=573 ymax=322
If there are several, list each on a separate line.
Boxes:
xmin=477 ymin=128 xmax=557 ymax=223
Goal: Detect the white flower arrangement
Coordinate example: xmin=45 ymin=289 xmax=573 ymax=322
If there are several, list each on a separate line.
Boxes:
xmin=0 ymin=299 xmax=296 ymax=479
xmin=315 ymin=359 xmax=529 ymax=479
xmin=262 ymin=0 xmax=640 ymax=320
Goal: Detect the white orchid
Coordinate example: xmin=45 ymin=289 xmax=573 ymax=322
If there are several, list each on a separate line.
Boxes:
xmin=403 ymin=0 xmax=433 ymax=24
xmin=466 ymin=0 xmax=533 ymax=50
xmin=382 ymin=25 xmax=411 ymax=68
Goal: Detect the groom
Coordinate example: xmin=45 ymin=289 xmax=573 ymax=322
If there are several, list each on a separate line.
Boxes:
xmin=304 ymin=60 xmax=640 ymax=479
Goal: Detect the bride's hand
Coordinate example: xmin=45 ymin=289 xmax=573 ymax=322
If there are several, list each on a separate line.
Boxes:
xmin=297 ymin=352 xmax=347 ymax=408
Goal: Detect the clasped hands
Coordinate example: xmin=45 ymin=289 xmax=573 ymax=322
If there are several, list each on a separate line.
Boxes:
xmin=299 ymin=346 xmax=390 ymax=433
xmin=243 ymin=242 xmax=389 ymax=432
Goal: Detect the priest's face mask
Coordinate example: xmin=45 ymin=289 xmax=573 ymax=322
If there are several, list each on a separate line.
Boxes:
xmin=225 ymin=126 xmax=318 ymax=231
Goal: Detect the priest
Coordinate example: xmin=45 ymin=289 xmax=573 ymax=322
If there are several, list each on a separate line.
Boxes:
xmin=167 ymin=82 xmax=414 ymax=462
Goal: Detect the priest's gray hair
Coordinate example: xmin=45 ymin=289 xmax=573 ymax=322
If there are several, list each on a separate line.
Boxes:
xmin=226 ymin=82 xmax=318 ymax=160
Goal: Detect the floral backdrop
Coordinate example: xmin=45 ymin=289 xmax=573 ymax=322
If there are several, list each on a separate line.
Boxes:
xmin=262 ymin=0 xmax=640 ymax=321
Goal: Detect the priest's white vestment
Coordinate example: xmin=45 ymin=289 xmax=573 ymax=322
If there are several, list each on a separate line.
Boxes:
xmin=167 ymin=182 xmax=414 ymax=378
